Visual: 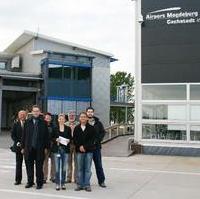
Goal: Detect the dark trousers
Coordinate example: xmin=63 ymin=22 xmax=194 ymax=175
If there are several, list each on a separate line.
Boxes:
xmin=15 ymin=150 xmax=24 ymax=183
xmin=93 ymin=147 xmax=105 ymax=184
xmin=25 ymin=148 xmax=44 ymax=186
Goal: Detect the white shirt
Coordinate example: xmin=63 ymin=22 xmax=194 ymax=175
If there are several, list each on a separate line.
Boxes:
xmin=20 ymin=120 xmax=24 ymax=127
xmin=81 ymin=125 xmax=86 ymax=132
xmin=33 ymin=119 xmax=36 ymax=124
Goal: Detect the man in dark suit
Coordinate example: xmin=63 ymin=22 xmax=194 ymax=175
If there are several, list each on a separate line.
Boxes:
xmin=21 ymin=105 xmax=49 ymax=190
xmin=11 ymin=110 xmax=27 ymax=185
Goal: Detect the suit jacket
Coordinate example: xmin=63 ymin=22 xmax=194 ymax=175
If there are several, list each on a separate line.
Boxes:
xmin=11 ymin=120 xmax=24 ymax=152
xmin=21 ymin=117 xmax=49 ymax=155
xmin=73 ymin=123 xmax=96 ymax=153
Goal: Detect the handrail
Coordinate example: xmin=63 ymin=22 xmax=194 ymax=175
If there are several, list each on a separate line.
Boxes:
xmin=102 ymin=124 xmax=134 ymax=143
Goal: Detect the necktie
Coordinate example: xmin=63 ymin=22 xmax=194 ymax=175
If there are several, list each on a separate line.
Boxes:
xmin=32 ymin=119 xmax=38 ymax=149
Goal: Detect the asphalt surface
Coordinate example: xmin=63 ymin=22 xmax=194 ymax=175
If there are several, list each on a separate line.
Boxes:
xmin=0 ymin=147 xmax=200 ymax=199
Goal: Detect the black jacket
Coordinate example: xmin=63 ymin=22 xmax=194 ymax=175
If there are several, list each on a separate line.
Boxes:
xmin=92 ymin=117 xmax=106 ymax=148
xmin=51 ymin=125 xmax=72 ymax=153
xmin=73 ymin=123 xmax=96 ymax=153
xmin=11 ymin=120 xmax=24 ymax=151
xmin=47 ymin=122 xmax=55 ymax=149
xmin=21 ymin=117 xmax=49 ymax=154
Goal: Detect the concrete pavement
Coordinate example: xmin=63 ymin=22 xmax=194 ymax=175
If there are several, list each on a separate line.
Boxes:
xmin=0 ymin=148 xmax=200 ymax=199
xmin=102 ymin=135 xmax=134 ymax=157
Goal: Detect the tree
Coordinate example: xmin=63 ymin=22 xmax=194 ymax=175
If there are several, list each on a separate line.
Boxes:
xmin=110 ymin=71 xmax=135 ymax=124
xmin=110 ymin=71 xmax=134 ymax=102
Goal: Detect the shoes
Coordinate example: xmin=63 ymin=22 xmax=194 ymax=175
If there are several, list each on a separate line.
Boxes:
xmin=85 ymin=186 xmax=92 ymax=192
xmin=75 ymin=186 xmax=83 ymax=191
xmin=99 ymin=182 xmax=107 ymax=188
xmin=14 ymin=181 xmax=21 ymax=185
xmin=66 ymin=180 xmax=71 ymax=183
xmin=50 ymin=178 xmax=55 ymax=183
xmin=36 ymin=185 xmax=43 ymax=190
xmin=25 ymin=183 xmax=34 ymax=188
xmin=61 ymin=184 xmax=66 ymax=190
xmin=43 ymin=180 xmax=47 ymax=184
xmin=56 ymin=184 xmax=60 ymax=191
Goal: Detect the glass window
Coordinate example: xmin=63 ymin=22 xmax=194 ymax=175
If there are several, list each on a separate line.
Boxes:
xmin=49 ymin=64 xmax=62 ymax=68
xmin=47 ymin=100 xmax=62 ymax=115
xmin=190 ymin=85 xmax=200 ymax=100
xmin=190 ymin=126 xmax=200 ymax=141
xmin=63 ymin=66 xmax=71 ymax=79
xmin=77 ymin=101 xmax=91 ymax=114
xmin=142 ymin=105 xmax=186 ymax=120
xmin=71 ymin=68 xmax=76 ymax=80
xmin=190 ymin=105 xmax=200 ymax=121
xmin=142 ymin=124 xmax=187 ymax=140
xmin=48 ymin=64 xmax=62 ymax=79
xmin=0 ymin=62 xmax=6 ymax=69
xmin=142 ymin=85 xmax=186 ymax=100
xmin=78 ymin=57 xmax=91 ymax=64
xmin=63 ymin=101 xmax=76 ymax=113
xmin=47 ymin=65 xmax=91 ymax=98
xmin=3 ymin=79 xmax=37 ymax=87
xmin=77 ymin=68 xmax=90 ymax=80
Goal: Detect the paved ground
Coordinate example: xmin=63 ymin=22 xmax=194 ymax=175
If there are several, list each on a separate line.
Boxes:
xmin=102 ymin=135 xmax=134 ymax=157
xmin=0 ymin=131 xmax=12 ymax=149
xmin=1 ymin=133 xmax=134 ymax=157
xmin=1 ymin=148 xmax=200 ymax=199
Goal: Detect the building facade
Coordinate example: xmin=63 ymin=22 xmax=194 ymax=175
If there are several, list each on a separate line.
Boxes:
xmin=0 ymin=31 xmax=115 ymax=131
xmin=135 ymin=0 xmax=200 ymax=155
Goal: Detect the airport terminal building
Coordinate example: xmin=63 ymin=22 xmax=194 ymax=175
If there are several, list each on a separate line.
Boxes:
xmin=0 ymin=31 xmax=115 ymax=131
xmin=134 ymin=0 xmax=200 ymax=155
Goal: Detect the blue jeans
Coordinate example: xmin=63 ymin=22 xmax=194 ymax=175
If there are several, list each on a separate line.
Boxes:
xmin=76 ymin=152 xmax=93 ymax=188
xmin=54 ymin=148 xmax=68 ymax=185
xmin=93 ymin=147 xmax=105 ymax=184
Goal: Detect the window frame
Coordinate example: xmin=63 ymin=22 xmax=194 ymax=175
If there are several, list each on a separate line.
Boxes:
xmin=141 ymin=83 xmax=200 ymax=143
xmin=0 ymin=61 xmax=6 ymax=70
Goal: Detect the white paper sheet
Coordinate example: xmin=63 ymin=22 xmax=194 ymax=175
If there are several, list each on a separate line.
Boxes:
xmin=58 ymin=136 xmax=70 ymax=146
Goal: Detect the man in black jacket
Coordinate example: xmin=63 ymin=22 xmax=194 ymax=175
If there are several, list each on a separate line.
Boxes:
xmin=73 ymin=112 xmax=96 ymax=192
xmin=86 ymin=107 xmax=106 ymax=188
xmin=21 ymin=105 xmax=49 ymax=190
xmin=11 ymin=110 xmax=27 ymax=185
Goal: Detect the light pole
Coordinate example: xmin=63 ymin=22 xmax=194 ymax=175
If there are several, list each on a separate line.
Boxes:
xmin=117 ymin=84 xmax=129 ymax=123
xmin=116 ymin=84 xmax=128 ymax=103
xmin=131 ymin=0 xmax=143 ymax=141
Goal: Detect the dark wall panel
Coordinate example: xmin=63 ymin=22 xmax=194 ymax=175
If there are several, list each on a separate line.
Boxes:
xmin=143 ymin=45 xmax=200 ymax=64
xmin=143 ymin=63 xmax=200 ymax=83
xmin=142 ymin=0 xmax=200 ymax=83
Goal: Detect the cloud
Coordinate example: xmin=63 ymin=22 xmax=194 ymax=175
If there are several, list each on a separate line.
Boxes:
xmin=0 ymin=0 xmax=135 ymax=74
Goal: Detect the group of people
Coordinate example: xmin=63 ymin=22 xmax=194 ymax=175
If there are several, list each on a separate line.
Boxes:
xmin=11 ymin=105 xmax=106 ymax=192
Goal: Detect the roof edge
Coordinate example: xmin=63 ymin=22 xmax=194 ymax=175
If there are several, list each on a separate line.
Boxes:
xmin=5 ymin=30 xmax=114 ymax=58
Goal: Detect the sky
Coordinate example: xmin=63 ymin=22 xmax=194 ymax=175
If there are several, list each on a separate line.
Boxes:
xmin=0 ymin=0 xmax=135 ymax=74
